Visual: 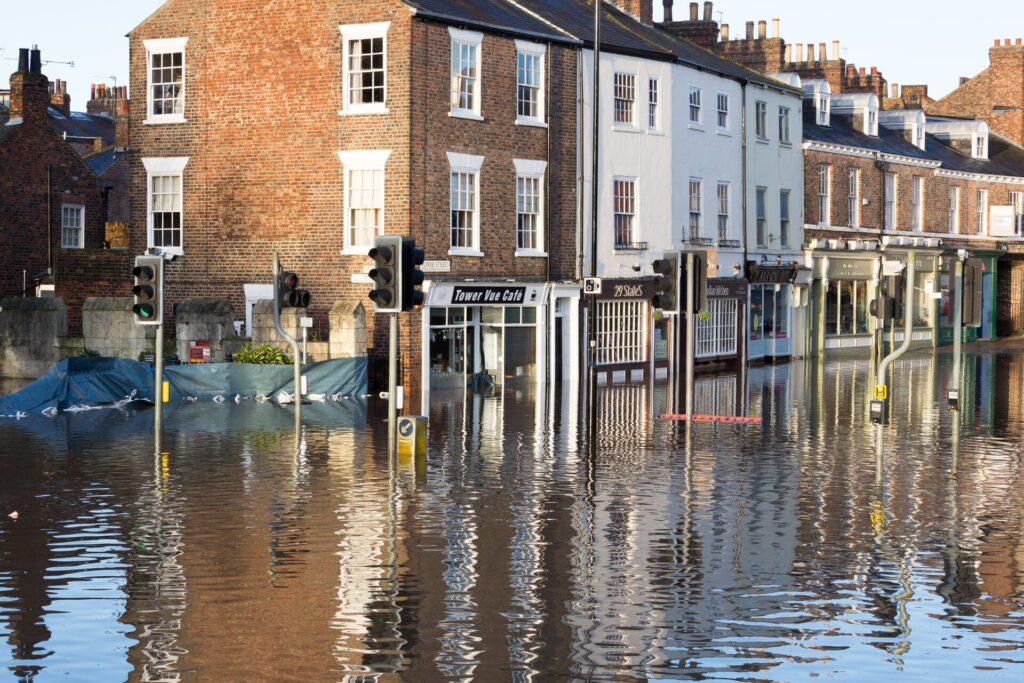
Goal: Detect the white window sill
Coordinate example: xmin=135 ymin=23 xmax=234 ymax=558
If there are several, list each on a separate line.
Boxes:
xmin=515 ymin=249 xmax=548 ymax=258
xmin=780 ymin=141 xmax=793 ymax=148
xmin=611 ymin=124 xmax=641 ymax=134
xmin=350 ymin=273 xmax=372 ymax=284
xmin=338 ymin=105 xmax=389 ymax=117
xmin=150 ymin=247 xmax=184 ymax=257
xmin=647 ymin=128 xmax=664 ymax=136
xmin=688 ymin=122 xmax=704 ymax=131
xmin=716 ymin=128 xmax=731 ymax=137
xmin=144 ymin=115 xmax=187 ymax=126
xmin=341 ymin=247 xmax=373 ymax=256
xmin=61 ymin=245 xmax=84 ymax=250
xmin=755 ymin=136 xmax=770 ymax=145
xmin=449 ymin=110 xmax=484 ymax=122
xmin=516 ymin=117 xmax=547 ymax=129
xmin=448 ymin=248 xmax=485 ymax=258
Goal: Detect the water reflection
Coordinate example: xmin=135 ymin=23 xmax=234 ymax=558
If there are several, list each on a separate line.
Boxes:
xmin=0 ymin=354 xmax=1022 ymax=680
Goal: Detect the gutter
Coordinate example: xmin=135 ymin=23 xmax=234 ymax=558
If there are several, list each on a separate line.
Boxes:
xmin=407 ymin=7 xmax=580 ymax=46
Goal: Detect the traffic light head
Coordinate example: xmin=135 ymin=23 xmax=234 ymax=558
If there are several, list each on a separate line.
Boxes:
xmin=651 ymin=252 xmax=680 ymax=314
xmin=368 ymin=235 xmax=403 ymax=312
xmin=962 ymin=258 xmax=984 ymax=328
xmin=688 ymin=251 xmax=708 ymax=314
xmin=277 ymin=271 xmax=311 ymax=309
xmin=401 ymin=237 xmax=426 ymax=311
xmin=131 ymin=255 xmax=163 ymax=325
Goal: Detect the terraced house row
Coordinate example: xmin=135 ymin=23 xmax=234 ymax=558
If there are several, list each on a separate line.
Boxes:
xmin=4 ymin=0 xmax=1024 ymax=410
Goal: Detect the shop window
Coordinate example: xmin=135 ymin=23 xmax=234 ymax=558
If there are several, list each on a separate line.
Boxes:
xmin=429 ymin=307 xmax=469 ymax=391
xmin=696 ymin=298 xmax=738 ymax=358
xmin=596 ymin=300 xmax=647 ymax=364
xmin=824 ymin=281 xmax=869 ymax=336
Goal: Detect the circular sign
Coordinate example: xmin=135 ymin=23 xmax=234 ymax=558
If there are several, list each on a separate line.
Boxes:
xmin=399 ymin=419 xmax=415 ymax=437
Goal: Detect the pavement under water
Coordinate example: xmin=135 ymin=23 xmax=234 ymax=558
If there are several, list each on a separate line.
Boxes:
xmin=0 ymin=351 xmax=1022 ymax=681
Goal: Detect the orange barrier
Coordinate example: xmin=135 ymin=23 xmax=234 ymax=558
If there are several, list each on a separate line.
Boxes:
xmin=659 ymin=414 xmax=763 ymax=424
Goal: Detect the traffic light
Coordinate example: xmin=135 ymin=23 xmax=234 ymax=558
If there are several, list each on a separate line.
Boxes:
xmin=684 ymin=251 xmax=708 ymax=314
xmin=881 ymin=274 xmax=905 ymax=322
xmin=131 ymin=255 xmax=163 ymax=325
xmin=277 ymin=271 xmax=311 ymax=309
xmin=962 ymin=258 xmax=984 ymax=328
xmin=869 ymin=294 xmax=895 ymax=325
xmin=651 ymin=251 xmax=680 ymax=314
xmin=368 ymin=235 xmax=403 ymax=312
xmin=401 ymin=237 xmax=425 ymax=311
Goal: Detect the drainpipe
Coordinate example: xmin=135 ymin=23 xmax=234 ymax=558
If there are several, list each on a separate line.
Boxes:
xmin=47 ymin=165 xmax=53 ymax=277
xmin=739 ymin=80 xmax=749 ymax=375
xmin=545 ymin=41 xmax=552 ymax=284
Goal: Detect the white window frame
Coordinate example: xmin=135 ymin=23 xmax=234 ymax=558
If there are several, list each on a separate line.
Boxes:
xmin=778 ymin=106 xmax=790 ymax=144
xmin=447 ymin=152 xmax=484 ymax=256
xmin=337 ymin=149 xmax=391 ymax=254
xmin=688 ymin=85 xmax=702 ymax=126
xmin=977 ymin=189 xmax=989 ymax=235
xmin=449 ymin=27 xmax=484 ymax=121
xmin=756 ymin=186 xmax=767 ymax=247
xmin=514 ymin=158 xmax=547 ymax=257
xmin=974 ymin=135 xmax=987 ymax=159
xmin=515 ymin=40 xmax=546 ymax=127
xmin=716 ymin=92 xmax=729 ymax=130
xmin=647 ymin=76 xmax=660 ymax=131
xmin=688 ymin=178 xmax=703 ymax=240
xmin=1010 ymin=191 xmax=1023 ymax=235
xmin=884 ymin=172 xmax=897 ymax=230
xmin=847 ymin=168 xmax=860 ymax=228
xmin=911 ymin=176 xmax=924 ymax=231
xmin=143 ymin=37 xmax=188 ymax=125
xmin=60 ymin=204 xmax=85 ymax=249
xmin=613 ymin=176 xmax=638 ymax=248
xmin=780 ymin=189 xmax=791 ymax=248
xmin=817 ymin=165 xmax=831 ymax=227
xmin=142 ymin=156 xmax=189 ymax=255
xmin=867 ymin=109 xmax=878 ymax=136
xmin=339 ymin=22 xmax=390 ymax=116
xmin=949 ymin=186 xmax=960 ymax=234
xmin=818 ymin=95 xmax=830 ymax=126
xmin=716 ymin=182 xmax=729 ymax=242
xmin=596 ymin=300 xmax=647 ymax=365
xmin=755 ymin=100 xmax=767 ymax=139
xmin=613 ymin=72 xmax=636 ymax=126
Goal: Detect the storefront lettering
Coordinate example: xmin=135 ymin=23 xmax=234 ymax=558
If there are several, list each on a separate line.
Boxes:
xmin=451 ymin=286 xmax=528 ymax=304
xmin=613 ymin=284 xmax=645 ymax=298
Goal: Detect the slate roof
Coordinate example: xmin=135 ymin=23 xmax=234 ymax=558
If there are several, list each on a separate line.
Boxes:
xmin=402 ymin=0 xmax=796 ymax=91
xmin=924 ymin=132 xmax=1024 ymax=178
xmin=804 ymin=110 xmax=935 ymax=161
xmin=84 ymin=148 xmax=119 ymax=176
xmin=46 ymin=107 xmax=115 ymax=145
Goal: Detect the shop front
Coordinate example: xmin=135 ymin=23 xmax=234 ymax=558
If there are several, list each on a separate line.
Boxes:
xmin=696 ymin=278 xmax=747 ymax=362
xmin=592 ymin=278 xmax=666 ymax=384
xmin=747 ymin=265 xmax=799 ymax=361
xmin=422 ymin=282 xmax=552 ymax=401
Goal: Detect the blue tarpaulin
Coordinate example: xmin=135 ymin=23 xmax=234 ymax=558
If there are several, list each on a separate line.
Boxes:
xmin=0 ymin=356 xmax=367 ymax=416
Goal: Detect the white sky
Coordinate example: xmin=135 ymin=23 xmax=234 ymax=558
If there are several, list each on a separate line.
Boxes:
xmin=2 ymin=1 xmax=1023 ymax=111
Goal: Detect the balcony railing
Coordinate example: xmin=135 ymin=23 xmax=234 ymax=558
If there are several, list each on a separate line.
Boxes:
xmin=717 ymin=239 xmax=741 ymax=249
xmin=685 ymin=236 xmax=716 ymax=248
xmin=614 ymin=241 xmax=648 ymax=252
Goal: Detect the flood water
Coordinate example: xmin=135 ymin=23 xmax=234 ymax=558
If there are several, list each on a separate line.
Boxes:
xmin=0 ymin=352 xmax=1022 ymax=681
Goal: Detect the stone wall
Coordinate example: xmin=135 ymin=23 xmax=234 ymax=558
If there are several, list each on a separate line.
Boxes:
xmin=82 ymin=297 xmax=155 ymax=360
xmin=175 ymin=298 xmax=239 ymax=362
xmin=0 ymin=296 xmax=67 ymax=378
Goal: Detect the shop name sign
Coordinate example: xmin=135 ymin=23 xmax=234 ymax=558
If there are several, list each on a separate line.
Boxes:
xmin=827 ymin=258 xmax=874 ymax=281
xmin=430 ymin=283 xmax=545 ymax=307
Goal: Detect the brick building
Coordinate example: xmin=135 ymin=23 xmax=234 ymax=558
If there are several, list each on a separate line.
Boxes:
xmin=127 ymin=0 xmax=582 ymax=408
xmin=0 ymin=48 xmax=130 ymax=334
xmin=931 ymin=39 xmax=1024 ymax=149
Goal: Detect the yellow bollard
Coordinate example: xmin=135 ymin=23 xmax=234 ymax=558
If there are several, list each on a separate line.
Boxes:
xmin=397 ymin=416 xmax=428 ymax=462
xmin=162 ymin=380 xmax=170 ymax=404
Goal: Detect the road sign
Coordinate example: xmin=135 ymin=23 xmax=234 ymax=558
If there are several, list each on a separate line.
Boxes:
xmin=583 ymin=277 xmax=602 ymax=295
xmin=873 ymin=384 xmax=888 ymax=401
xmin=300 ymin=316 xmax=314 ymax=328
xmin=882 ymin=260 xmax=905 ymax=276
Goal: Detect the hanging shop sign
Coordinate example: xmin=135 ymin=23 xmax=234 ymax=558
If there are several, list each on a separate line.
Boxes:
xmin=428 ymin=282 xmax=546 ymax=307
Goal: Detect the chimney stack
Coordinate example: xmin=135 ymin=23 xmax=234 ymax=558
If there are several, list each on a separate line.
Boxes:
xmin=663 ymin=0 xmax=672 ymax=23
xmin=115 ymin=95 xmax=130 ymax=149
xmin=612 ymin=1 xmax=653 ymax=24
xmin=703 ymin=2 xmax=712 ymax=21
xmin=9 ymin=46 xmax=50 ymax=122
xmin=662 ymin=1 xmax=719 ymax=48
xmin=690 ymin=2 xmax=698 ymax=21
xmin=758 ymin=20 xmax=766 ymax=39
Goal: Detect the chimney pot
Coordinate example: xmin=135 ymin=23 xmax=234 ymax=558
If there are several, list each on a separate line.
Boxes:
xmin=860 ymin=67 xmax=867 ymax=77
xmin=819 ymin=42 xmax=827 ymax=60
xmin=807 ymin=43 xmax=815 ymax=63
xmin=90 ymin=84 xmax=96 ymax=100
xmin=891 ymin=82 xmax=899 ymax=98
xmin=1005 ymin=38 xmax=1011 ymax=46
xmin=703 ymin=1 xmax=712 ymax=21
xmin=772 ymin=18 xmax=780 ymax=38
xmin=832 ymin=40 xmax=840 ymax=58
xmin=690 ymin=2 xmax=698 ymax=21
xmin=870 ymin=66 xmax=878 ymax=76
xmin=994 ymin=39 xmax=1001 ymax=46
xmin=663 ymin=0 xmax=673 ymax=23
xmin=17 ymin=48 xmax=29 ymax=73
xmin=758 ymin=20 xmax=767 ymax=39
xmin=785 ymin=43 xmax=792 ymax=62
xmin=745 ymin=21 xmax=754 ymax=40
xmin=61 ymin=81 xmax=67 ymax=95
xmin=1017 ymin=38 xmax=1022 ymax=46
xmin=795 ymin=43 xmax=804 ymax=62
xmin=29 ymin=48 xmax=41 ymax=75
xmin=847 ymin=65 xmax=856 ymax=77
xmin=721 ymin=23 xmax=729 ymax=40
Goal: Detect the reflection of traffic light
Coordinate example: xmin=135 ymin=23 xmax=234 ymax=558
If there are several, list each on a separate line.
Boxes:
xmin=132 ymin=255 xmax=163 ymax=325
xmin=368 ymin=235 xmax=402 ymax=312
xmin=651 ymin=252 xmax=680 ymax=314
xmin=963 ymin=258 xmax=984 ymax=328
xmin=401 ymin=237 xmax=425 ymax=311
xmin=277 ymin=271 xmax=311 ymax=308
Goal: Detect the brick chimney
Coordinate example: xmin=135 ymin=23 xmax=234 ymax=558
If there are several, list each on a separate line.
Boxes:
xmin=115 ymin=93 xmax=130 ymax=149
xmin=612 ymin=0 xmax=653 ymax=25
xmin=8 ymin=46 xmax=50 ymax=123
xmin=660 ymin=1 xmax=719 ymax=49
xmin=48 ymin=78 xmax=70 ymax=116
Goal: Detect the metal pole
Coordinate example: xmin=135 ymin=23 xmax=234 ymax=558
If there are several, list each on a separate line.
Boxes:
xmin=389 ymin=312 xmax=398 ymax=455
xmin=154 ymin=320 xmax=163 ymax=445
xmin=685 ymin=252 xmax=695 ymax=419
xmin=876 ymin=252 xmax=916 ymax=429
xmin=272 ymin=253 xmax=302 ymax=420
xmin=302 ymin=325 xmax=308 ymax=364
xmin=952 ymin=256 xmax=964 ymax=413
xmin=586 ymin=0 xmax=602 ymax=437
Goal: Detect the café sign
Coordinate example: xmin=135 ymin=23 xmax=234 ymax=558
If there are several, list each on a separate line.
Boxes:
xmin=428 ymin=283 xmax=545 ymax=307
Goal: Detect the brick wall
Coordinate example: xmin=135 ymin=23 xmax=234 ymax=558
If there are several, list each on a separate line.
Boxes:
xmin=128 ymin=0 xmax=578 ymax=402
xmin=55 ymin=249 xmax=132 ymax=335
xmin=931 ymin=41 xmax=1024 ymax=148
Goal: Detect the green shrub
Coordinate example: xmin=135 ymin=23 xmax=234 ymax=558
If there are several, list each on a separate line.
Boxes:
xmin=233 ymin=343 xmax=292 ymax=365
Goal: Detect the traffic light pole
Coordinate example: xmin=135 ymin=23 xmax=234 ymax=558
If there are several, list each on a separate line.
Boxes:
xmin=951 ymin=255 xmax=964 ymax=413
xmin=875 ymin=251 xmax=916 ymax=427
xmin=154 ymin=319 xmax=163 ymax=440
xmin=272 ymin=253 xmax=303 ymax=420
xmin=388 ymin=313 xmax=398 ymax=455
xmin=685 ymin=252 xmax=695 ymax=420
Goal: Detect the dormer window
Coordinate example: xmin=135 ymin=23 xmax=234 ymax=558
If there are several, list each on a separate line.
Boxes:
xmin=974 ymin=135 xmax=987 ymax=159
xmin=915 ymin=125 xmax=925 ymax=150
xmin=818 ymin=95 xmax=830 ymax=126
xmin=867 ymin=109 xmax=878 ymax=136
